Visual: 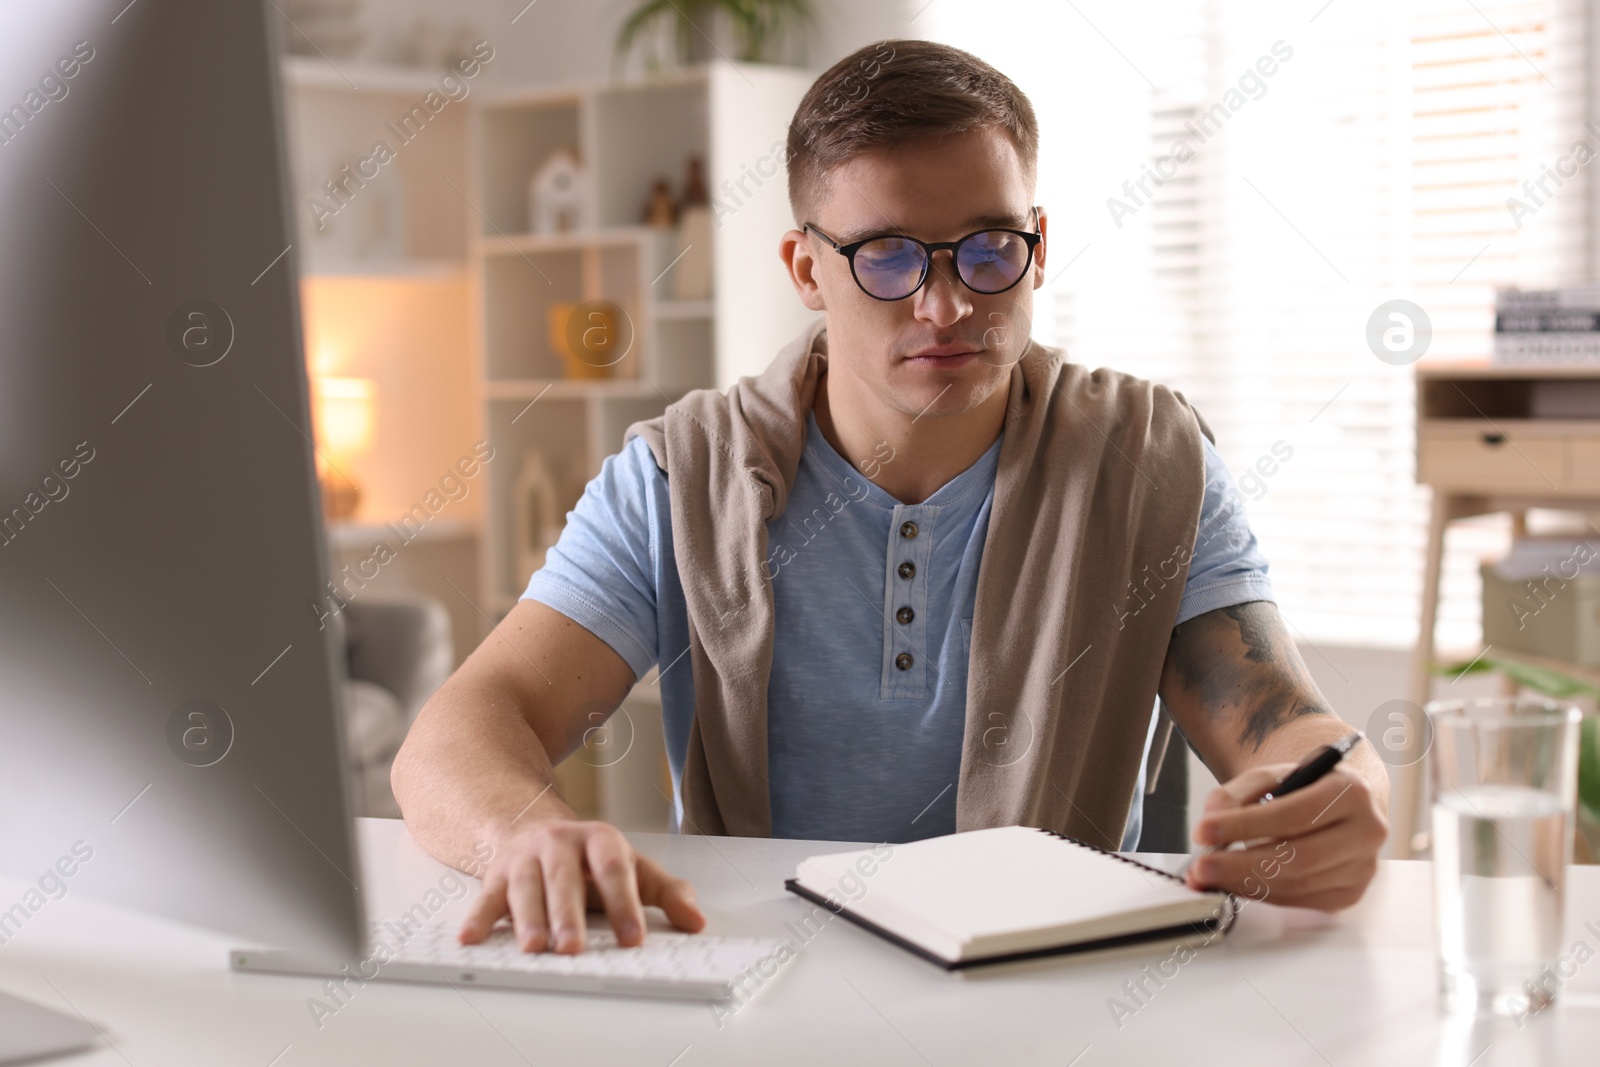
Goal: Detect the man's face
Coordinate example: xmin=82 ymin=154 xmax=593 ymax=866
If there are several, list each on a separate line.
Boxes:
xmin=784 ymin=126 xmax=1045 ymax=423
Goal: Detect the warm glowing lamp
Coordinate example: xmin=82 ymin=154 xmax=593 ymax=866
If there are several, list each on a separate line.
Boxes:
xmin=312 ymin=375 xmax=376 ymax=520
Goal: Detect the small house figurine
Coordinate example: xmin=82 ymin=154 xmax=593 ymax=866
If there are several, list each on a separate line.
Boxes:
xmin=529 ymin=149 xmax=586 ymax=234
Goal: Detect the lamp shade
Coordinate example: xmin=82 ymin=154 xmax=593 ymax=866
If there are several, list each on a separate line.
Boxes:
xmin=313 ymin=376 xmax=376 ymax=460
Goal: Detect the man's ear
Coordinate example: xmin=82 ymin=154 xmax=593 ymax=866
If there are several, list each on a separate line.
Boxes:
xmin=1031 ymin=206 xmax=1048 ymax=290
xmin=779 ymin=228 xmax=827 ymax=312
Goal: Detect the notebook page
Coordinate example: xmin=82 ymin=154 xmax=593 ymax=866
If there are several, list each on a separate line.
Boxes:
xmin=796 ymin=825 xmax=1221 ymax=950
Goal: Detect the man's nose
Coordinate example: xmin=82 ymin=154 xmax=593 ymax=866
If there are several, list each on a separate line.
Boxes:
xmin=912 ymin=250 xmax=972 ymax=328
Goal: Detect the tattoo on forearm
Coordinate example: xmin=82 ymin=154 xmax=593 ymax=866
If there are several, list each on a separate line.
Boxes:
xmin=1170 ymin=601 xmax=1333 ymax=752
xmin=1224 ymin=602 xmax=1276 ymax=666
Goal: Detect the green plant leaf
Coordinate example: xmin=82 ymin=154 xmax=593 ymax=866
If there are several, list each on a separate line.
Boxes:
xmin=1436 ymin=655 xmax=1600 ymax=822
xmin=1582 ymin=717 xmax=1600 ymax=822
xmin=1435 ymin=655 xmax=1600 ymax=700
xmin=615 ymin=0 xmax=677 ymax=59
xmin=615 ymin=0 xmax=814 ymax=66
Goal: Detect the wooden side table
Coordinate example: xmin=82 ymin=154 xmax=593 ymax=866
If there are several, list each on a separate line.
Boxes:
xmin=1400 ymin=364 xmax=1600 ymax=856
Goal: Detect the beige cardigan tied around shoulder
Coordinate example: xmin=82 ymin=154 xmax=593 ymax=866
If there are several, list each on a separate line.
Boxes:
xmin=627 ymin=320 xmax=1212 ymax=846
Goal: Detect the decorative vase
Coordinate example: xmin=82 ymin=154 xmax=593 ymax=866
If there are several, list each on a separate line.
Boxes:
xmin=673 ymin=155 xmax=712 ymax=300
xmin=512 ymin=450 xmax=564 ymax=582
xmin=548 ymin=302 xmax=613 ymax=381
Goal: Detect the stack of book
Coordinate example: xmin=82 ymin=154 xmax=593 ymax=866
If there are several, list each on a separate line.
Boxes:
xmin=1495 ymin=286 xmax=1600 ymax=365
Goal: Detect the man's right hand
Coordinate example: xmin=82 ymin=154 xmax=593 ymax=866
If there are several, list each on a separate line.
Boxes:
xmin=458 ymin=818 xmax=706 ymax=954
xmin=392 ymin=602 xmax=703 ymax=955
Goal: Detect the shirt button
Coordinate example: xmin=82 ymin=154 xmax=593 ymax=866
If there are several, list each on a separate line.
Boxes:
xmin=899 ymin=521 xmax=918 ymax=540
xmin=897 ymin=561 xmax=915 ymax=580
xmin=894 ymin=652 xmax=914 ymax=670
xmin=896 ymin=606 xmax=914 ymax=625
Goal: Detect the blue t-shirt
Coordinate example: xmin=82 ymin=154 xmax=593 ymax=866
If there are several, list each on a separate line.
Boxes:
xmin=524 ymin=411 xmax=1275 ymax=848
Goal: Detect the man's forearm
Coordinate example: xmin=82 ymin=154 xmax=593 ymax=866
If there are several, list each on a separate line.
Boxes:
xmin=391 ymin=673 xmax=577 ymax=877
xmin=1163 ymin=600 xmax=1391 ymax=822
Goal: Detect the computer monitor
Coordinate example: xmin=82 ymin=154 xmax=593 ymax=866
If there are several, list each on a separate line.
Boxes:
xmin=0 ymin=0 xmax=363 ymax=979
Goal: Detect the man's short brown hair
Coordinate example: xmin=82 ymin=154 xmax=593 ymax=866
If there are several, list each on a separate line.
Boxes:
xmin=785 ymin=39 xmax=1039 ymax=223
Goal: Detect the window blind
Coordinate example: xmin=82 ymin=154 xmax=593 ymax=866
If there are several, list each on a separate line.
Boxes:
xmin=924 ymin=0 xmax=1591 ymax=650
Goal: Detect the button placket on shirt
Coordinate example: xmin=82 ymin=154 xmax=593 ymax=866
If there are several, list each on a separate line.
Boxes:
xmin=882 ymin=504 xmax=935 ymax=699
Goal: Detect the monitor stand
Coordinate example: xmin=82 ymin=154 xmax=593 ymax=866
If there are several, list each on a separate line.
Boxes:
xmin=0 ymin=990 xmax=100 ymax=1064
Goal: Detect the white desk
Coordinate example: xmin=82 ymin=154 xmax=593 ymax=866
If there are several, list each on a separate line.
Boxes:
xmin=3 ymin=818 xmax=1599 ymax=1066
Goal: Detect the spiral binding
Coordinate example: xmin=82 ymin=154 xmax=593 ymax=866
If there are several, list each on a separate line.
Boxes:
xmin=1034 ymin=827 xmax=1240 ymax=937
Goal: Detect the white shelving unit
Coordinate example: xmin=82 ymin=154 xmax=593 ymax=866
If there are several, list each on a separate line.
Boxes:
xmin=471 ymin=61 xmax=814 ymax=618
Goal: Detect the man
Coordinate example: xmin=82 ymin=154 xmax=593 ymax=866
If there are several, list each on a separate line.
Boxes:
xmin=391 ymin=40 xmax=1388 ymax=957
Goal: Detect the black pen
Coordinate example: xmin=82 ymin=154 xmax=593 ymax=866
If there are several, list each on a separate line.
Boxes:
xmin=1180 ymin=730 xmax=1365 ymax=876
xmin=1257 ymin=730 xmax=1364 ymax=803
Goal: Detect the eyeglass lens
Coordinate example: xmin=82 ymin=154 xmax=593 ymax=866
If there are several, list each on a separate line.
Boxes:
xmin=852 ymin=230 xmax=1033 ymax=299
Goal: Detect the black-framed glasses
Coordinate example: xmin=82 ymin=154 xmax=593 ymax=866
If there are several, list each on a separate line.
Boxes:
xmin=803 ymin=207 xmax=1042 ymax=301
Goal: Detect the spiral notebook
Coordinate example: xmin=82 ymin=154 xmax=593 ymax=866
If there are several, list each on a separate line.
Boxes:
xmin=784 ymin=825 xmax=1236 ymax=970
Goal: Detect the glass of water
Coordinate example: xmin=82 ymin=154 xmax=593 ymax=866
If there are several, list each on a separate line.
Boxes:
xmin=1427 ymin=695 xmax=1583 ymax=1016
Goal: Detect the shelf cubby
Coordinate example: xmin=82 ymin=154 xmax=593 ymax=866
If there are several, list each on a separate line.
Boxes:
xmin=483 ymin=249 xmax=585 ymax=380
xmin=280 ymin=62 xmax=469 ymax=274
xmin=477 ymin=96 xmax=584 ymax=236
xmin=592 ymin=80 xmax=710 ymax=229
xmin=484 ymin=396 xmax=589 ymax=603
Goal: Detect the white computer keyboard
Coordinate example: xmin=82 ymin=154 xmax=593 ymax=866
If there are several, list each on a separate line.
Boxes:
xmin=231 ymin=919 xmax=785 ymax=1002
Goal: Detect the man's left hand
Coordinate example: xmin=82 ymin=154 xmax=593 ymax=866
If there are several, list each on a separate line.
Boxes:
xmin=1184 ymin=762 xmax=1388 ymax=911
